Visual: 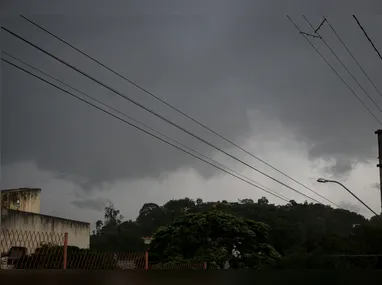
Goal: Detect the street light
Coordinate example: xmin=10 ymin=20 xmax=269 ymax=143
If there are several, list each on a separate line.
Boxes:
xmin=142 ymin=236 xmax=153 ymax=270
xmin=142 ymin=236 xmax=153 ymax=247
xmin=317 ymin=178 xmax=379 ymax=217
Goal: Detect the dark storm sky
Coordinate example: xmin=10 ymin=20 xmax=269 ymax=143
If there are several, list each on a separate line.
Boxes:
xmin=1 ymin=1 xmax=382 ymax=221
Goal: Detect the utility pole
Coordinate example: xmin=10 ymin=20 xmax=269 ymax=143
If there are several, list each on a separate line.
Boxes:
xmin=375 ymin=130 xmax=382 ymax=214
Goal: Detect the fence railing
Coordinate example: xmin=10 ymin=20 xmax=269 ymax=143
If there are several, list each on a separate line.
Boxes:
xmin=0 ymin=228 xmax=66 ymax=254
xmin=149 ymin=262 xmax=207 ymax=270
xmin=0 ymin=229 xmax=206 ymax=270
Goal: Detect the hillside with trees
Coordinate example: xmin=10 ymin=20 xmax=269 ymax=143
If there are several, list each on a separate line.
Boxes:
xmin=90 ymin=197 xmax=382 ymax=269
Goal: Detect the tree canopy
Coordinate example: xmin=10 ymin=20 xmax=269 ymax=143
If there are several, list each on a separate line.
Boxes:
xmin=90 ymin=196 xmax=382 ymax=269
xmin=150 ymin=211 xmax=280 ymax=269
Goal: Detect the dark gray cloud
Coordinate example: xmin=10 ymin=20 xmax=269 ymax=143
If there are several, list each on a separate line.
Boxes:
xmin=2 ymin=2 xmax=382 ymax=195
xmin=323 ymin=156 xmax=358 ymax=177
xmin=71 ymin=198 xmax=111 ymax=212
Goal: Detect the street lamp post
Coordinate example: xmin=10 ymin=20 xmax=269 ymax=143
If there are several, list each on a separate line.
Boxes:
xmin=317 ymin=178 xmax=379 ymax=217
xmin=142 ymin=236 xmax=153 ymax=270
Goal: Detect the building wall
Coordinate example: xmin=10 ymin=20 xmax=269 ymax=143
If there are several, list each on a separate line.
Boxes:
xmin=0 ymin=209 xmax=90 ymax=253
xmin=1 ymin=189 xmax=41 ymax=214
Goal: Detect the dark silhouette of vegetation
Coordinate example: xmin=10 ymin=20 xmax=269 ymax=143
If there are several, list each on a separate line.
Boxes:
xmin=14 ymin=244 xmax=118 ymax=269
xmin=150 ymin=211 xmax=280 ymax=269
xmin=90 ymin=197 xmax=382 ymax=269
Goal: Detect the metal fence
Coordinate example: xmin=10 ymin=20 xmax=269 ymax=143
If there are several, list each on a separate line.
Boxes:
xmin=1 ymin=229 xmax=66 ymax=269
xmin=149 ymin=262 xmax=206 ymax=270
xmin=0 ymin=229 xmax=206 ymax=270
xmin=0 ymin=228 xmax=66 ymax=254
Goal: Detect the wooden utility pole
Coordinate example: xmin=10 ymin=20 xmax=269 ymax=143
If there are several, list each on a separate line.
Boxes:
xmin=375 ymin=130 xmax=382 ymax=214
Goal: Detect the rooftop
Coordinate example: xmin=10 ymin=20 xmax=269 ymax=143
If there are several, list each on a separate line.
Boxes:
xmin=5 ymin=209 xmax=90 ymax=226
xmin=1 ymin=188 xmax=42 ymax=194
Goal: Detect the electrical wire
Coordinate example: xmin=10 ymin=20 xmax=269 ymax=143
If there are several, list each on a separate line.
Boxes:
xmin=2 ymin=51 xmax=292 ymax=203
xmin=303 ymin=15 xmax=382 ymax=115
xmin=286 ymin=15 xmax=382 ymax=125
xmin=1 ymin=56 xmax=291 ymax=203
xmin=19 ymin=15 xmax=339 ymax=207
xmin=1 ymin=25 xmax=324 ymax=204
xmin=353 ymin=15 xmax=382 ymax=61
xmin=324 ymin=17 xmax=382 ymax=100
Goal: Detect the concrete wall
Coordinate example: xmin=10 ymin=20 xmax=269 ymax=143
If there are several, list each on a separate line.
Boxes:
xmin=1 ymin=189 xmax=41 ymax=214
xmin=0 ymin=209 xmax=90 ymax=253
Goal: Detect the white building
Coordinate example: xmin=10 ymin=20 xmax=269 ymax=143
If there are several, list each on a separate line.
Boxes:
xmin=0 ymin=188 xmax=90 ymax=253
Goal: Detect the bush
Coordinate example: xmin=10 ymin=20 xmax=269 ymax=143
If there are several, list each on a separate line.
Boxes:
xmin=14 ymin=244 xmax=118 ymax=269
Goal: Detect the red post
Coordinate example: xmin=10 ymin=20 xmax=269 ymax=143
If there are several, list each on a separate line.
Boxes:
xmin=203 ymin=262 xmax=207 ymax=270
xmin=63 ymin=232 xmax=68 ymax=269
xmin=144 ymin=251 xmax=149 ymax=270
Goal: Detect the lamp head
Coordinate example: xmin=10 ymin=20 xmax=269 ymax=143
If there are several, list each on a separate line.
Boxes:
xmin=317 ymin=178 xmax=327 ymax=183
xmin=142 ymin=236 xmax=153 ymax=245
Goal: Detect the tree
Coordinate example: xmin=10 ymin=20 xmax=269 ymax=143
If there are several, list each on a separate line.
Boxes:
xmin=239 ymin=198 xmax=254 ymax=204
xmin=196 ymin=198 xmax=203 ymax=206
xmin=94 ymin=220 xmax=103 ymax=235
xmin=258 ymin=197 xmax=269 ymax=205
xmin=162 ymin=198 xmax=196 ymax=223
xmin=149 ymin=211 xmax=280 ymax=269
xmin=163 ymin=198 xmax=195 ymax=213
xmin=136 ymin=203 xmax=166 ymax=236
xmin=138 ymin=203 xmax=161 ymax=218
xmin=90 ymin=204 xmax=141 ymax=252
xmin=104 ymin=203 xmax=123 ymax=226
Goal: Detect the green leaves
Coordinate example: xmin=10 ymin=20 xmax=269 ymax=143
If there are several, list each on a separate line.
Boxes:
xmin=149 ymin=211 xmax=279 ymax=269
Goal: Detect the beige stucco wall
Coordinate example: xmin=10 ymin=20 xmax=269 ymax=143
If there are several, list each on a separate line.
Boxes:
xmin=0 ymin=209 xmax=90 ymax=253
xmin=1 ymin=189 xmax=41 ymax=214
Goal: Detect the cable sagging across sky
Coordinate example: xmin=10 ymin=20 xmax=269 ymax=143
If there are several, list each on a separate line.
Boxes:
xmin=353 ymin=15 xmax=382 ymax=61
xmin=286 ymin=15 xmax=382 ymax=126
xmin=324 ymin=17 xmax=382 ymax=101
xmin=2 ymin=50 xmax=293 ymax=203
xmin=2 ymin=56 xmax=292 ymax=203
xmin=303 ymin=15 xmax=382 ymax=115
xmin=1 ymin=25 xmax=325 ymax=205
xmin=19 ymin=15 xmax=339 ymax=207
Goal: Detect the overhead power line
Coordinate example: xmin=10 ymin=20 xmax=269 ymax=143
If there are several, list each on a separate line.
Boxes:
xmin=2 ymin=51 xmax=292 ymax=203
xmin=1 ymin=56 xmax=291 ymax=203
xmin=324 ymin=17 xmax=382 ymax=100
xmin=353 ymin=15 xmax=382 ymax=61
xmin=19 ymin=15 xmax=338 ymax=207
xmin=1 ymin=25 xmax=324 ymax=205
xmin=303 ymin=15 xmax=382 ymax=115
xmin=286 ymin=15 xmax=382 ymax=125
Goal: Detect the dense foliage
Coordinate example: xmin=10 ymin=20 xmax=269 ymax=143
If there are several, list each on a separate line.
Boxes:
xmin=90 ymin=198 xmax=382 ymax=269
xmin=150 ymin=211 xmax=280 ymax=269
